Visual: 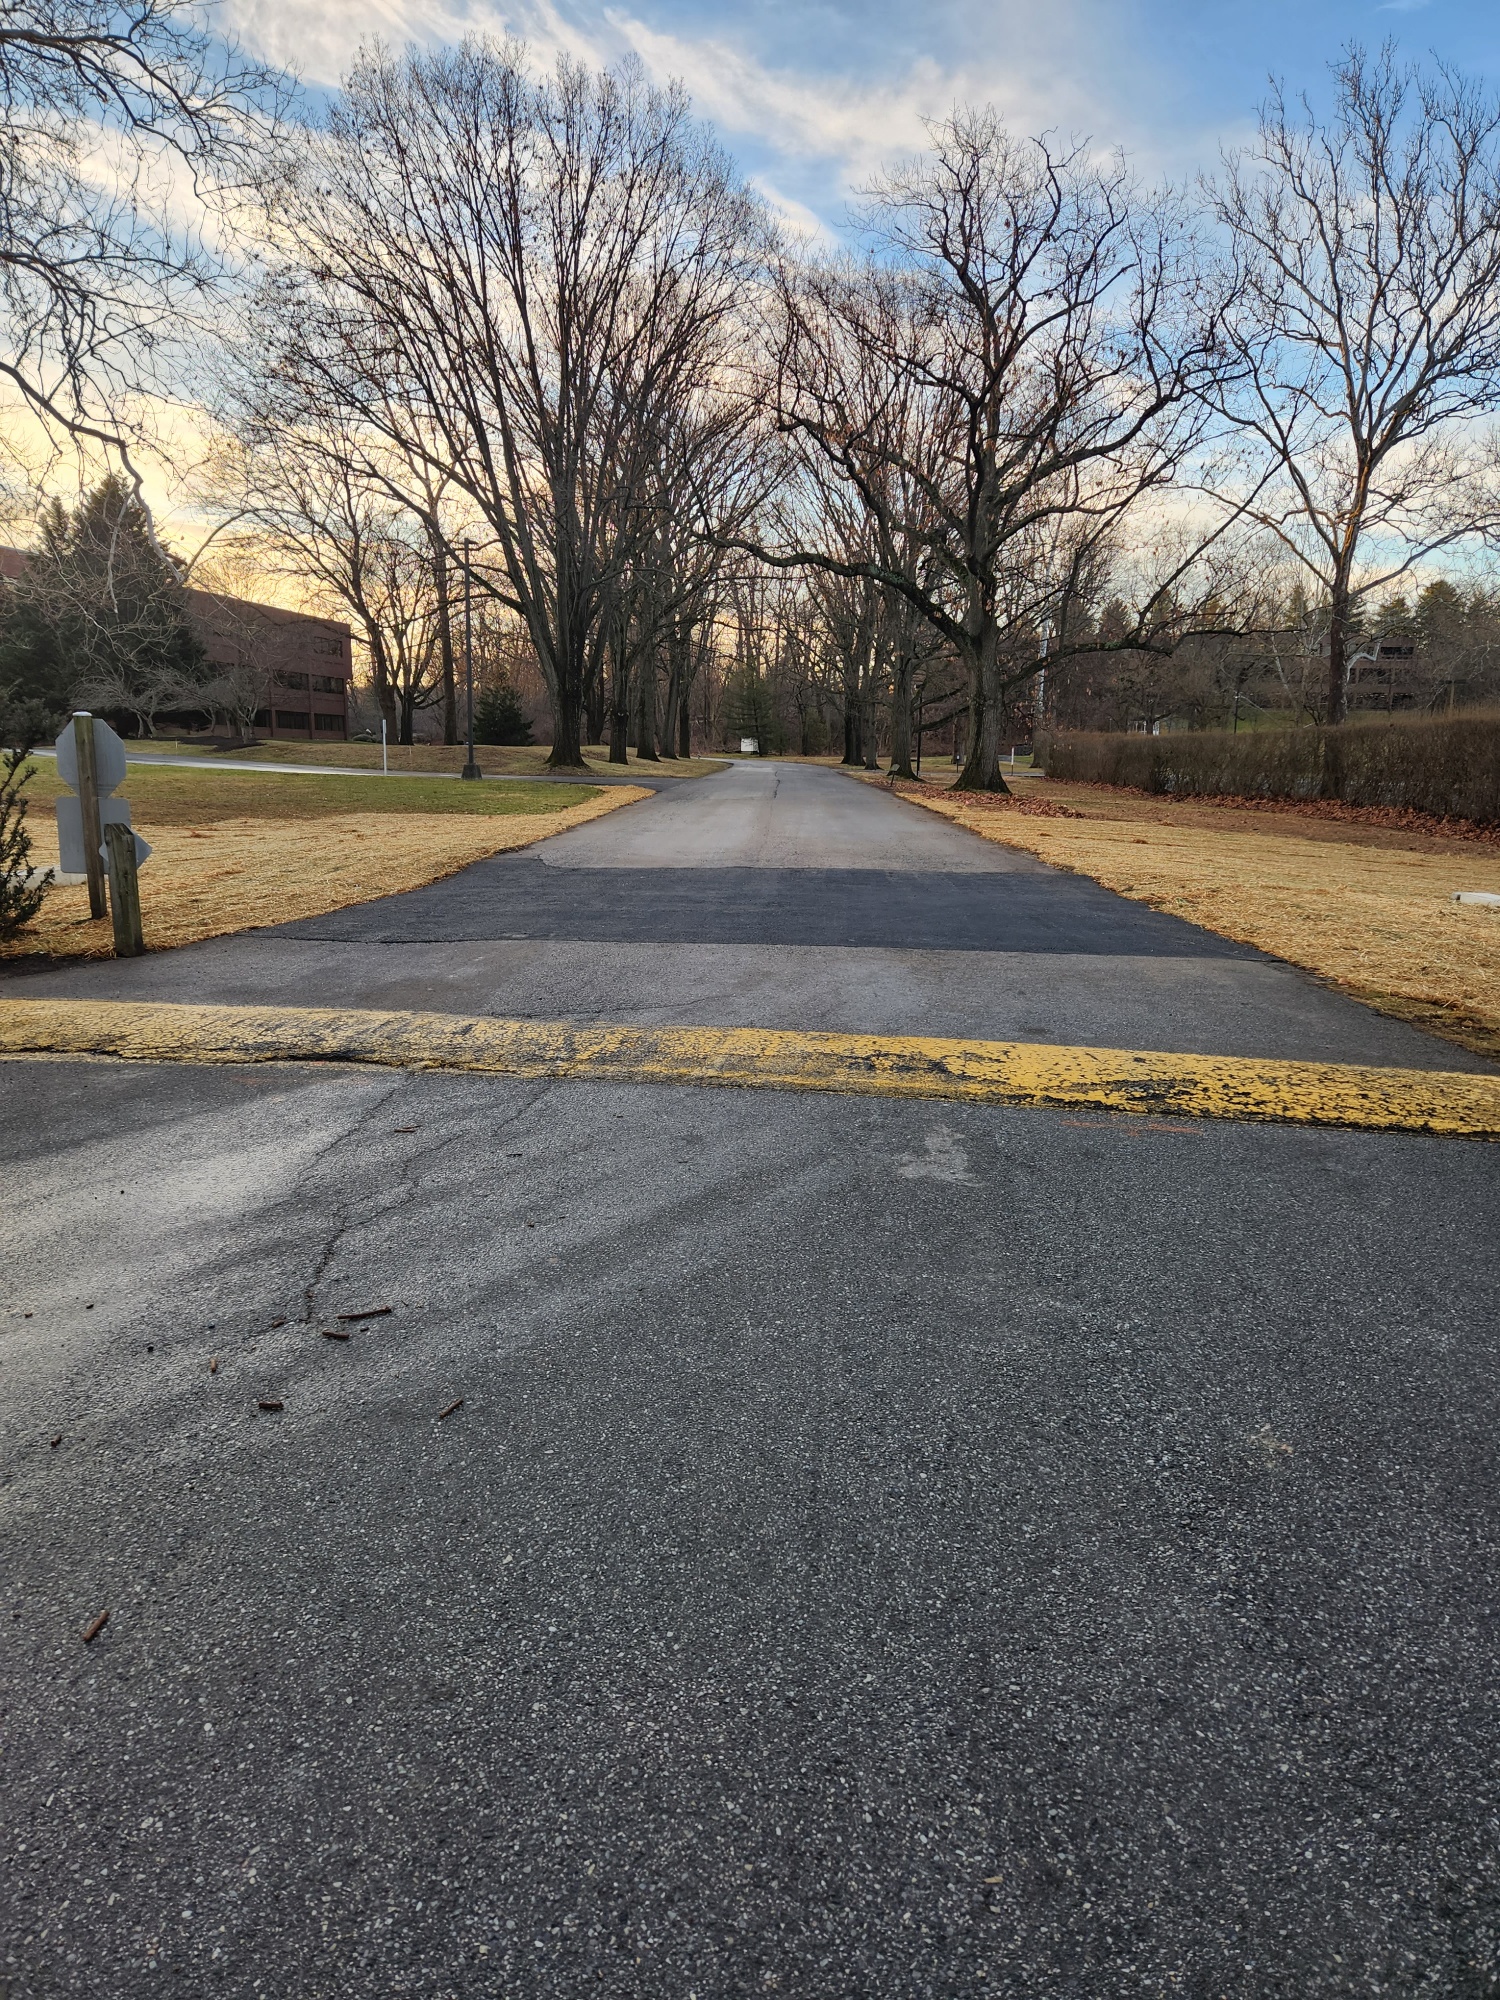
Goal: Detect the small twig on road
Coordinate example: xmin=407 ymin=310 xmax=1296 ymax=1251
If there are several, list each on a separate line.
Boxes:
xmin=336 ymin=1307 xmax=392 ymax=1323
xmin=437 ymin=1398 xmax=464 ymax=1421
xmin=257 ymin=1399 xmax=284 ymax=1412
xmin=321 ymin=1328 xmax=351 ymax=1342
xmin=81 ymin=1610 xmax=110 ymax=1644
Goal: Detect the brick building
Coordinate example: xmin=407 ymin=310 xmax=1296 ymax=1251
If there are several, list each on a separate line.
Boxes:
xmin=186 ymin=586 xmax=352 ymax=741
xmin=0 ymin=547 xmax=352 ymax=741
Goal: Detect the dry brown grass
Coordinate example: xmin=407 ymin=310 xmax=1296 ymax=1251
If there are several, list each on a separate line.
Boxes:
xmin=4 ymin=788 xmax=648 ymax=962
xmin=881 ymin=775 xmax=1500 ymax=1058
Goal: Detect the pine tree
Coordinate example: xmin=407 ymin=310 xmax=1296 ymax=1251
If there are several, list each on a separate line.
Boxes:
xmin=473 ymin=678 xmax=535 ymax=745
xmin=0 ymin=476 xmax=207 ymax=734
xmin=0 ymin=699 xmax=53 ymax=940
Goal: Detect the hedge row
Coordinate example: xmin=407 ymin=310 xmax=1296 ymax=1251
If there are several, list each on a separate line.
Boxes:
xmin=1038 ymin=711 xmax=1500 ymax=825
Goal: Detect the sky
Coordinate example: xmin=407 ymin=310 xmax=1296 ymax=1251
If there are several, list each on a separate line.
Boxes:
xmin=225 ymin=0 xmax=1500 ymax=233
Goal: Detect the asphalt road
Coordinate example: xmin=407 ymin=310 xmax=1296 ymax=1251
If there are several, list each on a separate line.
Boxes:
xmin=4 ymin=760 xmax=1499 ymax=1999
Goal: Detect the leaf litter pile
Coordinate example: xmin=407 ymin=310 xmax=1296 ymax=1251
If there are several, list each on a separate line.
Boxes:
xmin=888 ymin=775 xmax=1500 ymax=1058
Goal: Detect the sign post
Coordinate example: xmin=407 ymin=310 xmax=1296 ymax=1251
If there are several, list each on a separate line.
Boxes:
xmin=102 ymin=822 xmax=146 ymax=956
xmin=71 ymin=714 xmax=107 ymax=918
xmin=55 ymin=714 xmax=148 ymax=952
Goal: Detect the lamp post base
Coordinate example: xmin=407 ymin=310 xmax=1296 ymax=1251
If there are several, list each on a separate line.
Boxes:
xmin=460 ymin=761 xmax=483 ymax=781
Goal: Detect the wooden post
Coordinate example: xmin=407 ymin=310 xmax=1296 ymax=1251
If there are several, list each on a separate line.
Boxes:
xmin=102 ymin=822 xmax=145 ymax=957
xmin=73 ymin=712 xmax=107 ymax=919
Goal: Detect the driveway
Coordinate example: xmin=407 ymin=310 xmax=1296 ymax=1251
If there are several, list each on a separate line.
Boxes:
xmin=3 ymin=760 xmax=1497 ymax=1998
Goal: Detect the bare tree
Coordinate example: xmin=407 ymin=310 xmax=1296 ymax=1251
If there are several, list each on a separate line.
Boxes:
xmin=0 ymin=0 xmax=284 ymax=485
xmin=264 ymin=42 xmax=763 ymax=768
xmin=207 ymin=425 xmax=444 ymax=742
xmin=754 ymin=113 xmax=1228 ymax=790
xmin=1210 ymin=46 xmax=1500 ymax=723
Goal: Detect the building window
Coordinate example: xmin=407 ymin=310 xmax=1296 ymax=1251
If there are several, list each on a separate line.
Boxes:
xmin=311 ymin=675 xmax=343 ymax=693
xmin=313 ymin=713 xmax=343 ymax=731
xmin=275 ymin=671 xmax=309 ymax=690
xmin=275 ymin=710 xmax=309 ymax=730
xmin=253 ymin=710 xmax=271 ymax=728
xmin=313 ymin=634 xmax=344 ymax=657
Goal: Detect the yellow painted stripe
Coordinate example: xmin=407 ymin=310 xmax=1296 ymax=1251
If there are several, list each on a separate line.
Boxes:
xmin=1 ymin=998 xmax=1497 ymax=1136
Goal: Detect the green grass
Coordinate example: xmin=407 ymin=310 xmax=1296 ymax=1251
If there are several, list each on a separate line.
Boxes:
xmin=22 ymin=760 xmax=599 ymax=826
xmin=209 ymin=739 xmax=726 ymax=779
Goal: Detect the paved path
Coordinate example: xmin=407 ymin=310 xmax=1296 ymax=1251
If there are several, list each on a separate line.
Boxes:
xmin=3 ymin=761 xmax=1498 ymax=1998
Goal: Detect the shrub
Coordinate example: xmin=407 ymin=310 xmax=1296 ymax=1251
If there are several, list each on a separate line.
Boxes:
xmin=1040 ymin=711 xmax=1500 ymax=824
xmin=0 ymin=701 xmax=55 ymax=938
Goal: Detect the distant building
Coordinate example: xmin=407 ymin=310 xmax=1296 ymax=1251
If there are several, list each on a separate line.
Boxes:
xmin=186 ymin=586 xmax=352 ymax=741
xmin=1345 ymin=638 xmax=1420 ymax=712
xmin=0 ymin=547 xmax=352 ymax=741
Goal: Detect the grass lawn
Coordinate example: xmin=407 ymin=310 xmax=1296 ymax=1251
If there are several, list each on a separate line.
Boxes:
xmin=205 ymin=740 xmax=727 ymax=780
xmin=875 ymin=771 xmax=1500 ymax=1060
xmin=20 ymin=760 xmax=598 ymax=825
xmin=5 ymin=760 xmax=647 ymax=962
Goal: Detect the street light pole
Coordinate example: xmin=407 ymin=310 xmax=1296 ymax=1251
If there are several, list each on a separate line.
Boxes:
xmin=461 ymin=537 xmax=480 ymax=781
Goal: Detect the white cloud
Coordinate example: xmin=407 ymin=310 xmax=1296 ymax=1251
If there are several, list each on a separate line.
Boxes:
xmin=222 ymin=0 xmax=1235 ymax=219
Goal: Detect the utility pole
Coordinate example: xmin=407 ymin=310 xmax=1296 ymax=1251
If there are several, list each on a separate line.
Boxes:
xmin=461 ymin=538 xmax=481 ymax=781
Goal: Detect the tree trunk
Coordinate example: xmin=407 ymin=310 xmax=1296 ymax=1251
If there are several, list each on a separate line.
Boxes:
xmin=888 ymin=659 xmax=915 ymax=779
xmin=659 ymin=636 xmax=683 ymax=761
xmin=953 ymin=627 xmax=1012 ymax=792
xmin=679 ymin=680 xmax=691 ymax=756
xmin=1326 ymin=581 xmax=1349 ymax=727
xmin=548 ymin=678 xmax=585 ymax=767
xmin=585 ymin=666 xmax=606 ymax=746
xmin=607 ymin=632 xmax=630 ymax=765
xmin=543 ymin=594 xmax=588 ymax=767
xmin=636 ymin=651 xmax=660 ymax=762
xmin=842 ymin=704 xmax=859 ymax=766
xmin=431 ymin=534 xmax=459 ymax=747
xmin=863 ymin=686 xmax=881 ymax=770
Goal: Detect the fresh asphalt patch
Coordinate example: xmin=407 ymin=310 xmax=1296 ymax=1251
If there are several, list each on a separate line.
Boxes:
xmin=266 ymin=857 xmax=1256 ymax=956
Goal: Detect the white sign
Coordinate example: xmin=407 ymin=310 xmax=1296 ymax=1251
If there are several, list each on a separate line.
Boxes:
xmin=56 ymin=795 xmax=135 ymax=875
xmin=101 ymin=830 xmax=152 ymax=869
xmin=739 ymin=737 xmax=758 ymax=755
xmin=55 ymin=714 xmax=127 ymax=796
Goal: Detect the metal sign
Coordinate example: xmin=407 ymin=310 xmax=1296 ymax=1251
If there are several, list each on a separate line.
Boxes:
xmin=56 ymin=795 xmax=135 ymax=876
xmin=101 ymin=830 xmax=151 ymax=869
xmin=55 ymin=714 xmax=127 ymax=796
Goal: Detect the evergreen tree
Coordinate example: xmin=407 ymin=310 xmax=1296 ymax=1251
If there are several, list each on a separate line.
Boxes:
xmin=473 ymin=678 xmax=535 ymax=745
xmin=0 ymin=696 xmax=53 ymax=940
xmin=0 ymin=477 xmax=208 ymax=734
